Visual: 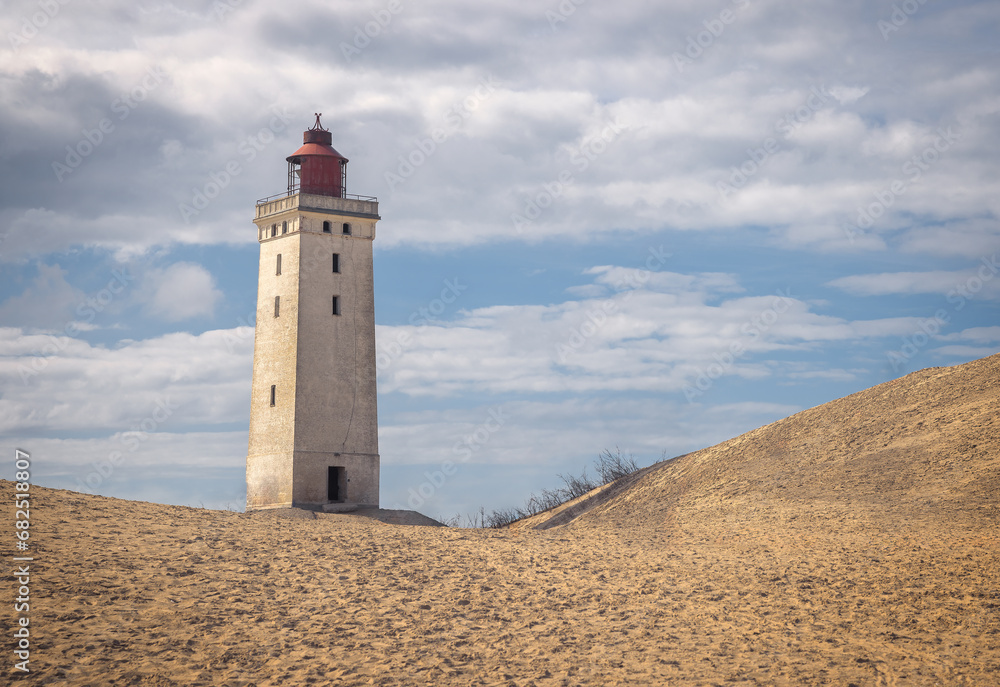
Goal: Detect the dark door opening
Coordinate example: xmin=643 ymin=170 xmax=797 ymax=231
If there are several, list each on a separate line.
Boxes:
xmin=328 ymin=466 xmax=346 ymax=502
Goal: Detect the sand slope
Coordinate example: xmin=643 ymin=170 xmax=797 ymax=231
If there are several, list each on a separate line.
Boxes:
xmin=3 ymin=354 xmax=998 ymax=685
xmin=531 ymin=351 xmax=999 ymax=534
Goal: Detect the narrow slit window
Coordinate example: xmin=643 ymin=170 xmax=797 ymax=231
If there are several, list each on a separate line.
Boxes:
xmin=282 ymin=221 xmax=287 ymax=234
xmin=342 ymin=222 xmax=351 ymax=235
xmin=271 ymin=225 xmax=277 ymax=237
xmin=332 ymin=295 xmax=340 ymax=316
xmin=276 ymin=254 xmax=282 ymax=275
xmin=323 ymin=221 xmax=331 ymax=233
xmin=270 ymin=384 xmax=276 ymax=407
xmin=274 ymin=295 xmax=280 ymax=317
xmin=332 ymin=253 xmax=340 ymax=273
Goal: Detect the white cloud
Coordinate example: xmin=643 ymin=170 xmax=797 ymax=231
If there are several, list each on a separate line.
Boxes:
xmin=940 ymin=326 xmax=1000 ymax=343
xmin=375 ymin=267 xmax=924 ymax=398
xmin=827 ymin=265 xmax=1000 ymax=299
xmin=932 ymin=345 xmax=1000 ymax=359
xmin=898 ymin=220 xmax=1000 ymax=259
xmin=0 ymin=263 xmax=85 ymax=329
xmin=828 ymin=271 xmax=962 ymax=295
xmin=0 ymin=327 xmax=253 ymax=434
xmin=379 ymin=397 xmax=800 ymax=469
xmin=0 ymin=264 xmax=924 ymax=439
xmin=141 ymin=262 xmax=224 ymax=321
xmin=827 ymin=85 xmax=869 ymax=105
xmin=0 ymin=207 xmax=253 ymax=263
xmin=25 ymin=431 xmax=248 ymax=473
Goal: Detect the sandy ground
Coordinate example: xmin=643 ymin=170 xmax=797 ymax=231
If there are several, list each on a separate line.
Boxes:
xmin=3 ymin=354 xmax=998 ymax=685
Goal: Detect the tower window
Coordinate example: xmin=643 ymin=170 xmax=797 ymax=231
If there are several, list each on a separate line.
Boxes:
xmin=276 ymin=254 xmax=282 ymax=275
xmin=282 ymin=221 xmax=287 ymax=234
xmin=332 ymin=295 xmax=340 ymax=316
xmin=274 ymin=295 xmax=280 ymax=317
xmin=342 ymin=223 xmax=351 ymax=235
xmin=270 ymin=384 xmax=276 ymax=407
xmin=332 ymin=253 xmax=340 ymax=273
xmin=323 ymin=221 xmax=331 ymax=233
xmin=271 ymin=225 xmax=277 ymax=237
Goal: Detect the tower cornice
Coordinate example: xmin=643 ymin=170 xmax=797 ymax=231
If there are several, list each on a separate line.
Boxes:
xmin=255 ymin=192 xmax=380 ymax=222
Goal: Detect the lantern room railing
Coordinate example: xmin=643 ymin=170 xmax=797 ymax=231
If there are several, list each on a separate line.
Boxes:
xmin=256 ymin=190 xmax=378 ymax=206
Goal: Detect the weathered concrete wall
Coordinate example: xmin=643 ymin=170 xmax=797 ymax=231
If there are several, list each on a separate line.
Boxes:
xmin=292 ymin=452 xmax=380 ymax=507
xmin=246 ymin=227 xmax=300 ymax=510
xmin=294 ymin=229 xmax=379 ymax=457
xmin=246 ymin=452 xmax=294 ymax=508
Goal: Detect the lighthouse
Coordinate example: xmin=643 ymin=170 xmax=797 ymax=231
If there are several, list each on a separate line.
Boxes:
xmin=246 ymin=114 xmax=380 ymax=511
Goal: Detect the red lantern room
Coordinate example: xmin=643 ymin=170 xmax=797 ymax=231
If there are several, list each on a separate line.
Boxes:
xmin=286 ymin=113 xmax=348 ymax=198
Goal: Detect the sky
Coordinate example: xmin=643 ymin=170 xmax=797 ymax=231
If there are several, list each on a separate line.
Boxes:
xmin=1 ymin=0 xmax=998 ymax=520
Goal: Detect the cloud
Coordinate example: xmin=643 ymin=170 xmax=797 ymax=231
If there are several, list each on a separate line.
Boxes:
xmin=940 ymin=326 xmax=1000 ymax=344
xmin=827 ymin=271 xmax=966 ymax=296
xmin=378 ymin=395 xmax=804 ymax=515
xmin=0 ymin=263 xmax=85 ymax=329
xmin=932 ymin=344 xmax=1000 ymax=360
xmin=141 ymin=262 xmax=224 ymax=321
xmin=827 ymin=264 xmax=1000 ymax=299
xmin=375 ymin=266 xmax=924 ymax=398
xmin=0 ymin=263 xmax=924 ymax=438
xmin=898 ymin=219 xmax=1000 ymax=259
xmin=21 ymin=431 xmax=250 ymax=510
xmin=827 ymin=85 xmax=869 ymax=105
xmin=0 ymin=1 xmax=996 ymax=259
xmin=379 ymin=396 xmax=801 ymax=470
xmin=0 ymin=326 xmax=253 ymax=434
xmin=0 ymin=207 xmax=252 ymax=263
xmin=24 ymin=431 xmax=249 ymax=473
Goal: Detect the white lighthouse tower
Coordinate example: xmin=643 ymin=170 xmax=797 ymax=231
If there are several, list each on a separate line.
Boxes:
xmin=246 ymin=114 xmax=380 ymax=511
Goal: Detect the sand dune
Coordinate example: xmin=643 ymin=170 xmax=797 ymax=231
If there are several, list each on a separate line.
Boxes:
xmin=4 ymin=354 xmax=998 ymax=685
